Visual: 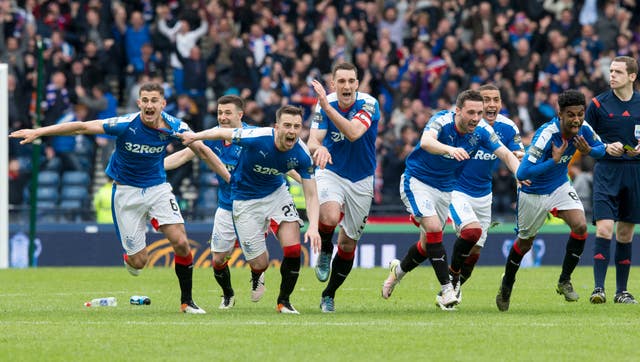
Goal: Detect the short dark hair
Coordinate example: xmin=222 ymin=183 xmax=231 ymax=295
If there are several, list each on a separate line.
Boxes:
xmin=218 ymin=95 xmax=244 ymax=111
xmin=613 ymin=55 xmax=638 ymax=76
xmin=558 ymin=89 xmax=586 ymax=111
xmin=332 ymin=62 xmax=358 ymax=79
xmin=276 ymin=105 xmax=303 ymax=122
xmin=139 ymin=82 xmax=164 ymax=96
xmin=456 ymin=90 xmax=483 ymax=108
xmin=478 ymin=84 xmax=499 ymax=92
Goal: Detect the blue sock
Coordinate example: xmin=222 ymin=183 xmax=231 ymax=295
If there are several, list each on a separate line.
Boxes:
xmin=615 ymin=242 xmax=632 ymax=294
xmin=593 ymin=237 xmax=610 ymax=289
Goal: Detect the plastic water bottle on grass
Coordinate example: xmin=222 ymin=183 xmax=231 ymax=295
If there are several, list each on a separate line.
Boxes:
xmin=85 ymin=297 xmax=117 ymax=307
xmin=129 ymin=296 xmax=151 ymax=305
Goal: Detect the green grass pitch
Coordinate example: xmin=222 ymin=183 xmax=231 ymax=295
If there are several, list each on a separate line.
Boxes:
xmin=0 ymin=265 xmax=637 ymax=361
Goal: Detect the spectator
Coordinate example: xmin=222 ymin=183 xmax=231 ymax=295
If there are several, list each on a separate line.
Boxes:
xmin=157 ymin=5 xmax=208 ymax=95
xmin=93 ymin=178 xmax=113 ymax=224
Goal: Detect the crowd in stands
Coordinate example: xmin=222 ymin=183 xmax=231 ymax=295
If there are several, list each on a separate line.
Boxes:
xmin=5 ymin=0 xmax=640 ymax=222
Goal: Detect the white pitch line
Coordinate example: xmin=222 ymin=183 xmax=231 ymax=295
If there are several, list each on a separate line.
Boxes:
xmin=1 ymin=320 xmax=636 ymax=328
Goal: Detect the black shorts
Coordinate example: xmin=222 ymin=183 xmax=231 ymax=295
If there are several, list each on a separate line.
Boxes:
xmin=592 ymin=161 xmax=640 ymax=224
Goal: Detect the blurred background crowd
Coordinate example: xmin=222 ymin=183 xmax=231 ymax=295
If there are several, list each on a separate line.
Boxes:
xmin=5 ymin=0 xmax=640 ymax=223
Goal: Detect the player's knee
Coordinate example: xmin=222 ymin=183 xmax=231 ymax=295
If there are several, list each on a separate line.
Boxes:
xmin=517 ymin=238 xmax=534 ymax=252
xmin=283 ymin=244 xmax=301 ymax=258
xmin=127 ymin=254 xmax=147 ymax=269
xmin=460 ymin=227 xmax=482 ymax=243
xmin=571 ymin=223 xmax=587 ymax=236
xmin=212 ymin=253 xmax=228 ymax=267
xmin=171 ymin=237 xmax=191 ymax=255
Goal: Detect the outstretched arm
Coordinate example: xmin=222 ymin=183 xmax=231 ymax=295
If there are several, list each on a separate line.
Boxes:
xmin=179 ymin=128 xmax=234 ymax=145
xmin=164 ymin=147 xmax=196 ymax=170
xmin=494 ymin=145 xmax=521 ymax=176
xmin=188 ymin=141 xmax=231 ymax=183
xmin=9 ymin=120 xmax=106 ymax=144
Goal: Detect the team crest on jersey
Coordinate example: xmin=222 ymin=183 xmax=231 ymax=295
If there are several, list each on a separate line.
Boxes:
xmin=287 ymin=157 xmax=299 ymax=170
xmin=313 ymin=112 xmax=323 ymax=123
xmin=528 ymin=146 xmax=543 ymax=160
xmin=489 ymin=133 xmax=499 ymax=144
xmin=158 ymin=133 xmax=168 ymax=141
xmin=468 ymin=134 xmax=479 ymax=147
xmin=362 ymin=102 xmax=375 ymax=114
xmin=513 ymin=134 xmax=522 ymax=144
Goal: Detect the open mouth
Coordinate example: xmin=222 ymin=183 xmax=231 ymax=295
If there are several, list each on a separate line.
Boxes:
xmin=144 ymin=109 xmax=155 ymax=117
xmin=341 ymin=91 xmax=352 ymax=98
xmin=485 ymin=111 xmax=497 ymax=119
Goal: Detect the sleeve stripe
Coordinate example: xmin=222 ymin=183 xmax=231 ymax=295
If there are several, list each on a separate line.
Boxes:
xmin=354 ymin=110 xmax=372 ymax=128
xmin=592 ymin=97 xmax=601 ymax=108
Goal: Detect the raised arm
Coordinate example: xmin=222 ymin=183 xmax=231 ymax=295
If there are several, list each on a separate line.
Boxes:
xmin=311 ymin=79 xmax=369 ymax=142
xmin=9 ymin=120 xmax=106 ymax=144
xmin=164 ymin=147 xmax=196 ymax=170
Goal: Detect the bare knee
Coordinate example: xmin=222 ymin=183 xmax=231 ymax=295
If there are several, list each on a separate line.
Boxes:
xmin=212 ymin=252 xmax=229 ymax=267
xmin=336 ymin=230 xmax=357 ymax=252
xmin=571 ymin=223 xmax=587 ymax=236
xmin=127 ymin=252 xmax=148 ymax=269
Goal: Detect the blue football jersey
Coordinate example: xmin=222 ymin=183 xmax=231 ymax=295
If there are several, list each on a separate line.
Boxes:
xmin=202 ymin=123 xmax=252 ymax=210
xmin=311 ymin=91 xmax=380 ymax=182
xmin=517 ymin=117 xmax=605 ymax=194
xmin=455 ymin=114 xmax=524 ymax=197
xmin=230 ymin=127 xmax=315 ymax=200
xmin=404 ymin=110 xmax=504 ymax=192
xmin=103 ymin=112 xmax=190 ymax=188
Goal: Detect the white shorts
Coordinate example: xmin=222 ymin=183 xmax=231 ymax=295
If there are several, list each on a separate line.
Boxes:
xmin=517 ymin=181 xmax=584 ymax=239
xmin=400 ymin=174 xmax=451 ymax=230
xmin=316 ymin=168 xmax=373 ymax=241
xmin=211 ymin=207 xmax=237 ymax=253
xmin=113 ymin=182 xmax=184 ymax=255
xmin=232 ymin=184 xmax=303 ymax=260
xmin=449 ymin=191 xmax=492 ymax=247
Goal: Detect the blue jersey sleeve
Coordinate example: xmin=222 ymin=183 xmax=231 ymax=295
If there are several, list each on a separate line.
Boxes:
xmin=102 ymin=113 xmax=139 ymax=135
xmin=582 ymin=121 xmax=606 ymax=158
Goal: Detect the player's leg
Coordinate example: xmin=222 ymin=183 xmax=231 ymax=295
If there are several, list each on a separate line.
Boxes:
xmin=591 ymin=162 xmax=620 ymax=302
xmin=497 ymin=190 xmax=546 ymax=311
xmin=320 ymin=176 xmax=372 ymax=311
xmin=162 ymin=223 xmax=205 ymax=314
xmin=314 ymin=169 xmax=345 ymax=282
xmin=556 ymin=207 xmax=588 ymax=302
xmin=316 ymin=201 xmax=341 ymax=282
xmin=112 ymin=184 xmax=148 ymax=274
xmin=459 ymin=195 xmax=492 ymax=286
xmin=449 ymin=191 xmax=483 ymax=287
xmin=210 ymin=208 xmax=237 ymax=309
xmin=270 ymin=185 xmax=304 ymax=313
xmin=613 ymin=222 xmax=637 ymax=303
xmin=381 ymin=175 xmax=434 ymax=299
xmin=612 ymin=165 xmax=640 ymax=303
xmin=276 ymin=221 xmax=302 ymax=314
xmin=149 ymin=183 xmax=204 ymax=313
xmin=232 ymin=198 xmax=269 ymax=303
